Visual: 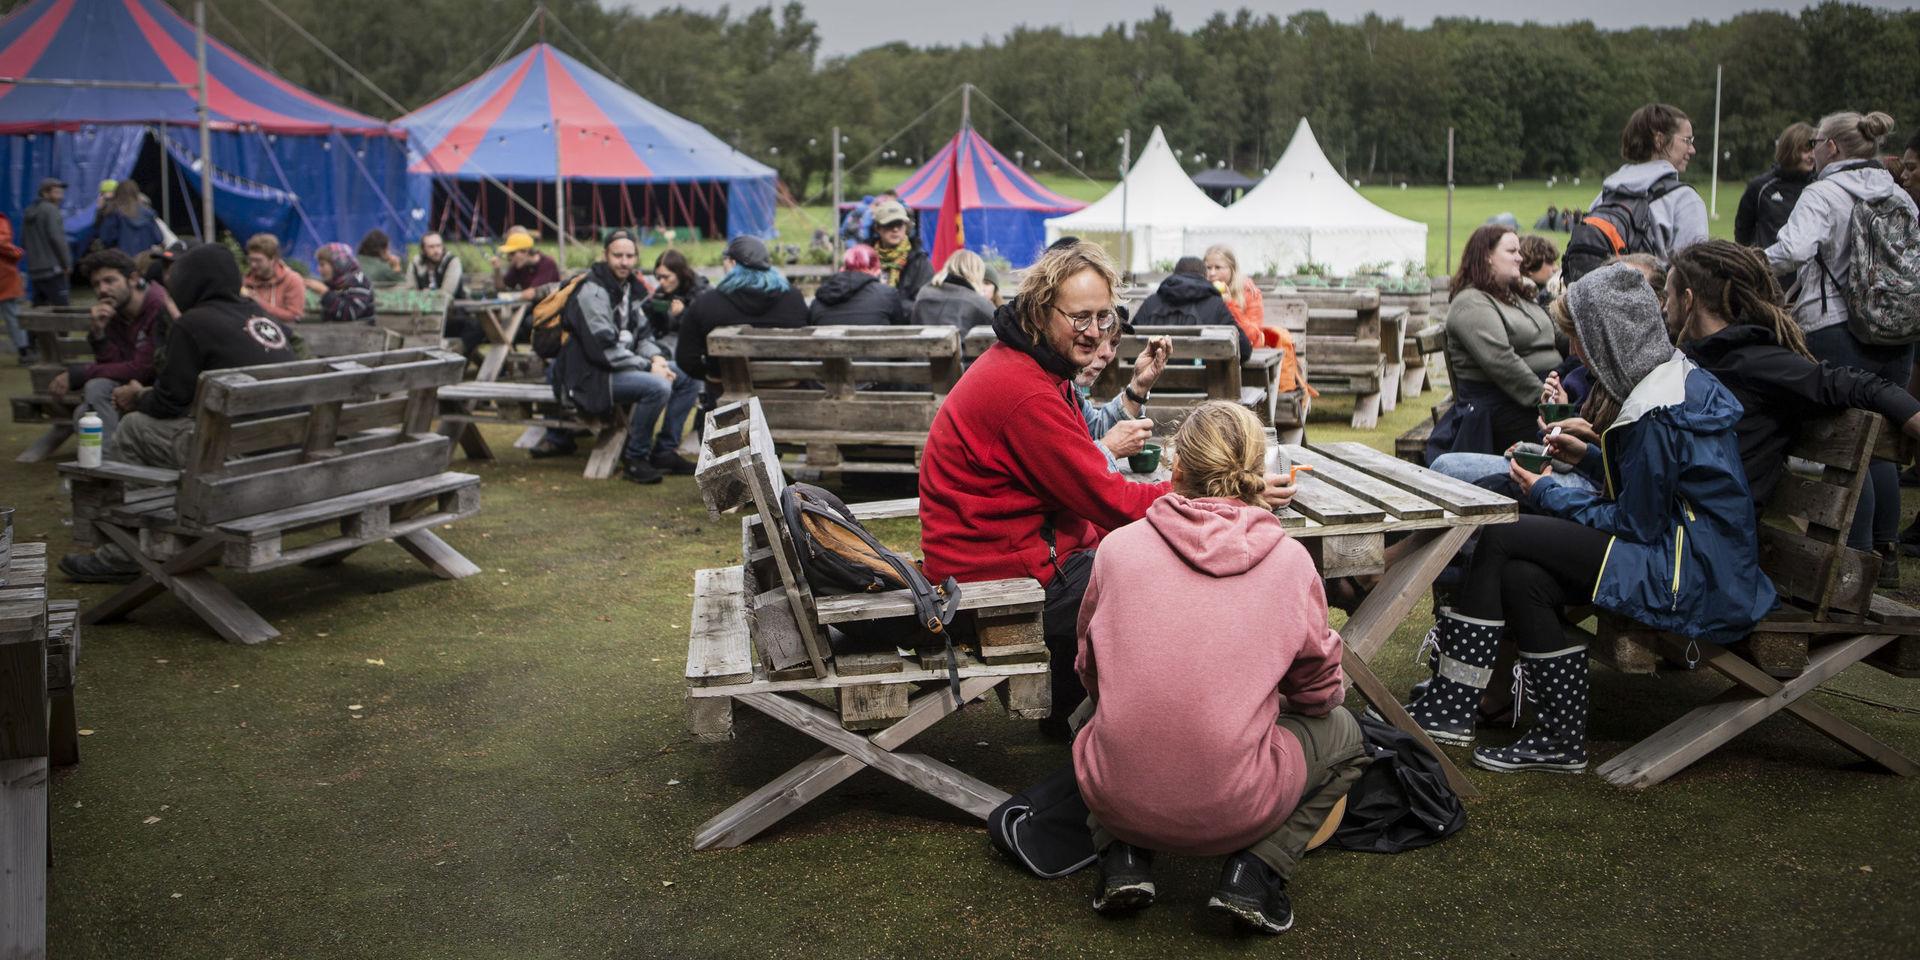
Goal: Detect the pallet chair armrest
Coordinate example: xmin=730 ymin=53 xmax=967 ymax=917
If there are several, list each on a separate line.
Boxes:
xmin=56 ymin=460 xmax=181 ymax=487
xmin=848 ymin=497 xmax=921 ymax=522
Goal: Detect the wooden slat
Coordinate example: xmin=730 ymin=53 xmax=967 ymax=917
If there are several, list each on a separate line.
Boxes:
xmin=1285 ymin=471 xmax=1387 ymax=525
xmin=708 ymin=325 xmax=960 ymax=358
xmin=1758 ymin=525 xmax=1874 ymax=618
xmin=1307 ymin=441 xmax=1514 ymax=516
xmin=179 ymin=434 xmax=451 ymax=526
xmin=216 ymin=471 xmax=479 ymax=535
xmin=812 ymin=577 xmax=1044 ymax=625
xmin=196 ymin=350 xmax=465 ymax=416
xmin=687 ymin=567 xmax=754 ymax=687
xmin=1283 ymin=445 xmax=1443 ymax=519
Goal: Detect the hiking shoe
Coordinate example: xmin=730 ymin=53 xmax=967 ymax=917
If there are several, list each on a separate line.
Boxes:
xmin=1207 ymin=851 xmax=1293 ymax=934
xmin=1875 ymin=542 xmax=1900 ymax=590
xmin=649 ymin=449 xmax=697 ymax=476
xmin=1090 ymin=842 xmax=1155 ymax=914
xmin=528 ymin=436 xmax=577 ymax=460
xmin=621 ymin=458 xmax=664 ymax=485
xmin=59 ymin=553 xmax=139 ymax=584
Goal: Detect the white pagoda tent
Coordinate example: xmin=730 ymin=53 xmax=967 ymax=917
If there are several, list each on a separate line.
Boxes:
xmin=1045 ymin=127 xmax=1224 ymax=273
xmin=1186 ymin=119 xmax=1426 ymax=275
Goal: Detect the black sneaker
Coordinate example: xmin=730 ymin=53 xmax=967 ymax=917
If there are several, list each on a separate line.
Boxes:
xmin=59 ymin=553 xmax=140 ymax=584
xmin=528 ymin=436 xmax=577 ymax=460
xmin=649 ymin=449 xmax=697 ymax=475
xmin=1090 ymin=842 xmax=1155 ymax=914
xmin=1207 ymin=851 xmax=1293 ymax=934
xmin=1875 ymin=542 xmax=1900 ymax=590
xmin=622 ymin=458 xmax=664 ymax=485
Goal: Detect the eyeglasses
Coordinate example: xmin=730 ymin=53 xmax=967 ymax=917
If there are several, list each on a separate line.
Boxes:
xmin=1676 ymin=135 xmax=1696 ymax=146
xmin=1053 ymin=305 xmax=1121 ymax=333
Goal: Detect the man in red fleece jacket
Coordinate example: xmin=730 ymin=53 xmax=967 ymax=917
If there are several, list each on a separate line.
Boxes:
xmin=918 ymin=240 xmax=1297 ymax=729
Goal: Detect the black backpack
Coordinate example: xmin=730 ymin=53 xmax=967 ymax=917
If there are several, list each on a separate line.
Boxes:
xmin=987 ymin=764 xmax=1097 ymax=879
xmin=1561 ymin=174 xmax=1687 ymax=283
xmin=780 ymin=483 xmax=965 ymax=696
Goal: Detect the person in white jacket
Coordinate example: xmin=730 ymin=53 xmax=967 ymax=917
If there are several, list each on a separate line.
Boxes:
xmin=1590 ymin=103 xmax=1711 ymax=259
xmin=1766 ymin=109 xmax=1917 ymax=572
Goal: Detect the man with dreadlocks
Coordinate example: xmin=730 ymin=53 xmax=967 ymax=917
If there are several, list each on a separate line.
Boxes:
xmin=1666 ymin=239 xmax=1920 ymax=584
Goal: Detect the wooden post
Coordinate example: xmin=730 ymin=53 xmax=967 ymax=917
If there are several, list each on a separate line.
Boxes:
xmin=830 ymin=126 xmax=843 ymax=266
xmin=1709 ymin=64 xmax=1723 ymax=219
xmin=1118 ymin=128 xmax=1132 ymax=276
xmin=1444 ymin=127 xmax=1454 ymax=273
xmin=194 ymin=0 xmax=214 ymax=242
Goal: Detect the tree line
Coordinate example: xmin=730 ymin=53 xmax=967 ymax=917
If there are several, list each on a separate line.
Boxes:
xmin=22 ymin=1 xmax=1919 ymax=194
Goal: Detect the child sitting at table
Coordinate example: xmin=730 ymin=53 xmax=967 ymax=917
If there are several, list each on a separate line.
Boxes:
xmin=1400 ymin=262 xmax=1773 ymax=774
xmin=1071 ymin=400 xmax=1366 ymax=935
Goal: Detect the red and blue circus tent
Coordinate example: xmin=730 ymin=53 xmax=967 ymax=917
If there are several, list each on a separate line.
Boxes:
xmin=0 ymin=0 xmax=415 ymax=266
xmin=398 ymin=42 xmax=776 ymax=243
xmin=894 ymin=126 xmax=1083 ymax=268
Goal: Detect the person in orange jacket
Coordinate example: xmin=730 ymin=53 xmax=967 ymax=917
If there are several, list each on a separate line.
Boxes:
xmin=0 ymin=211 xmax=25 ymax=363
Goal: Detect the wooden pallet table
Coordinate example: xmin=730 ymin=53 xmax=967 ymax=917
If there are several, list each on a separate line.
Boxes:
xmin=9 ymin=306 xmax=94 ymax=463
xmin=0 ymin=540 xmax=55 ymax=959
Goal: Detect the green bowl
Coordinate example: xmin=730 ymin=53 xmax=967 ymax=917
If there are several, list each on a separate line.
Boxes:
xmin=1512 ymin=450 xmax=1552 ymax=473
xmin=1538 ymin=402 xmax=1577 ymax=423
xmin=1128 ymin=441 xmax=1163 ymax=475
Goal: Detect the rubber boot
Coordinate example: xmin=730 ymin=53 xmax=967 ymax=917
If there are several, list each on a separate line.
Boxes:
xmin=1398 ymin=611 xmax=1502 ymax=746
xmin=1472 ymin=646 xmax=1590 ymax=774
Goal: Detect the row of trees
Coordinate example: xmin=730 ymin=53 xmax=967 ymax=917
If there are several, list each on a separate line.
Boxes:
xmin=87 ymin=2 xmax=1920 ymax=193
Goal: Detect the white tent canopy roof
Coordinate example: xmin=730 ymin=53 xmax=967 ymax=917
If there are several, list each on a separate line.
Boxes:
xmin=1188 ymin=118 xmax=1427 ymax=274
xmin=1045 ymin=127 xmax=1223 ymax=272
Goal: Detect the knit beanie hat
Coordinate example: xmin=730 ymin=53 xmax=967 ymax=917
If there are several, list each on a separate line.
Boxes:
xmin=1565 ymin=261 xmax=1671 ymax=400
xmin=725 ymin=236 xmax=772 ymax=270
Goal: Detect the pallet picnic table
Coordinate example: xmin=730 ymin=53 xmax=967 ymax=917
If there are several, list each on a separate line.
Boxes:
xmin=1128 ymin=437 xmax=1520 ymax=798
xmin=9 ymin=305 xmax=96 ymax=463
xmin=450 ymin=295 xmax=534 ymax=383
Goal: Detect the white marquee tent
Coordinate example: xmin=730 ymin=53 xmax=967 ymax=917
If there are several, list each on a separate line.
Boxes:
xmin=1186 ymin=119 xmax=1427 ymax=275
xmin=1045 ymin=127 xmax=1223 ymax=273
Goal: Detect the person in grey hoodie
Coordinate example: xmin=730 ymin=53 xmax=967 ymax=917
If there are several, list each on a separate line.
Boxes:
xmin=21 ymin=178 xmax=71 ymax=306
xmin=1765 ymin=110 xmax=1918 ymax=567
xmin=1589 ymin=103 xmax=1710 ymax=259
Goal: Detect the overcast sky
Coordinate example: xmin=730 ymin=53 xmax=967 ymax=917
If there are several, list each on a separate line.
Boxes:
xmin=613 ymin=0 xmax=1920 ymax=56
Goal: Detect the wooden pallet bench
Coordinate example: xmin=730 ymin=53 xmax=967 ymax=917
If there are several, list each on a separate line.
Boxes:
xmin=709 ymin=325 xmax=963 ymax=477
xmin=1570 ymin=409 xmax=1920 ymax=788
xmin=304 ymin=287 xmax=450 ymax=349
xmin=9 ymin=306 xmax=95 ymax=463
xmin=685 ymin=397 xmax=1049 ymax=848
xmin=294 ymin=322 xmax=404 ymax=358
xmin=1269 ymin=287 xmax=1408 ymax=429
xmin=437 ymin=380 xmax=634 ymax=480
xmin=60 ymin=348 xmax=483 ymax=645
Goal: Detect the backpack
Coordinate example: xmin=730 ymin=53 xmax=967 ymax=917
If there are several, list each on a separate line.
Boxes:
xmin=1561 ymin=174 xmax=1686 ymax=283
xmin=987 ymin=764 xmax=1097 ymax=879
xmin=1832 ymin=194 xmax=1920 ymax=345
xmin=779 ymin=483 xmax=965 ymax=698
xmin=530 ymin=271 xmax=590 ymax=359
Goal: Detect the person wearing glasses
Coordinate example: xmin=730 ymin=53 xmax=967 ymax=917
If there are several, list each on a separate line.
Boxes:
xmin=917 ymin=240 xmax=1298 ymax=735
xmin=1588 ymin=103 xmax=1710 ymax=259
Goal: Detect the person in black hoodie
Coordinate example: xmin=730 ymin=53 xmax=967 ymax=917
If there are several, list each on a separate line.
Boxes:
xmin=60 ymin=243 xmax=297 ymax=582
xmin=550 ymin=232 xmax=701 ymax=485
xmin=1669 ymin=240 xmax=1920 ymax=513
xmin=1130 ymin=256 xmax=1251 ymax=362
xmin=1734 ymin=121 xmax=1815 ymax=248
xmin=676 ymin=236 xmax=809 ymax=427
xmin=808 ymin=244 xmax=908 ymax=326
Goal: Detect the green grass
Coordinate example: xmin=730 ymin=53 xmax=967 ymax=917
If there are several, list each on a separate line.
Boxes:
xmin=8 ymin=355 xmax=1919 ymax=958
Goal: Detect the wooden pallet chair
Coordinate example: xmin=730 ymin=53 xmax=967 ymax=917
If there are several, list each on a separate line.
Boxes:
xmin=1402 ymin=320 xmax=1447 ymax=399
xmin=708 ymin=325 xmax=962 ymax=476
xmin=293 ymin=323 xmax=404 ymax=359
xmin=9 ymin=306 xmax=95 ymax=463
xmin=684 ymin=397 xmax=1050 ymax=849
xmin=436 ymin=380 xmax=635 ymax=480
xmin=304 ymin=287 xmax=450 ymax=349
xmin=1571 ymin=409 xmax=1920 ymax=788
xmin=58 ymin=348 xmax=483 ymax=645
xmin=1289 ymin=288 xmax=1408 ymax=429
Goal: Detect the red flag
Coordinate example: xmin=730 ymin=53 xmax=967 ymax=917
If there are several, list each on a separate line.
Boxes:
xmin=931 ymin=145 xmax=964 ymax=270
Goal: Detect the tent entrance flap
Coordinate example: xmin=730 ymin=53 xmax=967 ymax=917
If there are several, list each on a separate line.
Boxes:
xmin=155 ymin=130 xmax=297 ymax=248
xmin=430 ymin=179 xmax=745 ymax=244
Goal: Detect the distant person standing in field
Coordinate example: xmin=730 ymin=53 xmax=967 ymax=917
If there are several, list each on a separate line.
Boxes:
xmin=1518 ymin=235 xmax=1560 ymax=307
xmin=1563 ymin=103 xmax=1708 ymax=281
xmin=23 ymin=178 xmax=72 ymax=307
xmin=1735 ymin=121 xmax=1816 ymax=248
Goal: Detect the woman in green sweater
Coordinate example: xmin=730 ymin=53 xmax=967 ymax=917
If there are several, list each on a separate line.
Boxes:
xmin=1426 ymin=225 xmax=1562 ymax=460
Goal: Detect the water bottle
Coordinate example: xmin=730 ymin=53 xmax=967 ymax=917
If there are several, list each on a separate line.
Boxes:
xmin=77 ymin=411 xmax=104 ymax=468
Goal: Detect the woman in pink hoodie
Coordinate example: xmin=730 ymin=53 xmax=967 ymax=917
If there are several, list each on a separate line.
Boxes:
xmin=1072 ymin=401 xmax=1367 ymax=935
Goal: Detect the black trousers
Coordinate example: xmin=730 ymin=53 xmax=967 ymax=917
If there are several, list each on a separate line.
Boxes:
xmin=1453 ymin=515 xmax=1610 ymax=652
xmin=1042 ymin=549 xmax=1097 ymax=718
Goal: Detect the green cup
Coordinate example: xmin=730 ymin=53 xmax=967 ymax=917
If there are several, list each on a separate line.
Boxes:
xmin=1128 ymin=441 xmax=1163 ymax=475
xmin=1538 ymin=402 xmax=1577 ymax=423
xmin=1512 ymin=450 xmax=1552 ymax=473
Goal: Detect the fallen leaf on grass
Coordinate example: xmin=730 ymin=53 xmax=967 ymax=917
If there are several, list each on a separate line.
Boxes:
xmin=153 ymin=658 xmax=168 ymax=664
xmin=347 ymin=704 xmax=364 ymax=711
xmin=350 ymin=714 xmax=364 ymax=720
xmin=143 ymin=816 xmax=161 ymax=825
xmin=317 ymin=632 xmax=329 ymax=638
xmin=171 ymin=893 xmax=182 ymax=899
xmin=1860 ymin=865 xmax=1874 ymax=873
xmin=661 ymin=880 xmax=674 ymax=887
xmin=77 ymin=729 xmax=94 ymax=737
xmin=364 ymin=659 xmax=385 ymax=666
xmin=666 ymin=779 xmax=681 ymax=786
xmin=594 ymin=615 xmax=611 ymax=622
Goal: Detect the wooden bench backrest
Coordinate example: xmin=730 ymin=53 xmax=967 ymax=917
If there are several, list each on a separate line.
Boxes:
xmin=1759 ymin=409 xmax=1892 ymax=621
xmin=18 ymin=308 xmax=94 ymax=370
xmin=1093 ymin=325 xmax=1242 ymax=401
xmin=707 ymin=325 xmax=962 ymax=437
xmin=175 ymin=347 xmax=465 ymax=527
xmin=296 ymin=323 xmax=405 ymax=358
xmin=305 ymin=287 xmax=449 ymax=347
xmin=695 ymin=397 xmax=830 ymax=676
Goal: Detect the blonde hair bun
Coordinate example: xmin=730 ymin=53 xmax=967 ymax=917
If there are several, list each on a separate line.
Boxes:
xmin=1171 ymin=401 xmax=1268 ymax=506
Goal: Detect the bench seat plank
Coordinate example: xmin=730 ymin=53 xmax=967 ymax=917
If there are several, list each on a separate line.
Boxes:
xmin=687 ymin=567 xmax=754 ymax=687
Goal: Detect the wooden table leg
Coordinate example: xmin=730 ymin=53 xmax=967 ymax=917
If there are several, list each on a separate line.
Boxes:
xmin=475 ymin=304 xmax=526 ymax=383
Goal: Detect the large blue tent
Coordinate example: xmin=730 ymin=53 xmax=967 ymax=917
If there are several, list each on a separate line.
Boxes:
xmin=0 ymin=0 xmax=417 ymax=267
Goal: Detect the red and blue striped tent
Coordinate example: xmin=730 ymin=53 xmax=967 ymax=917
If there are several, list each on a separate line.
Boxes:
xmin=0 ymin=0 xmax=415 ymax=264
xmin=893 ymin=127 xmax=1083 ymax=268
xmin=398 ymin=42 xmax=776 ymax=242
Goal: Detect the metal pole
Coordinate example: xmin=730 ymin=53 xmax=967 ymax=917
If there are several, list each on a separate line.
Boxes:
xmin=1445 ymin=127 xmax=1455 ymax=272
xmin=960 ymin=83 xmax=971 ymax=129
xmin=157 ymin=127 xmax=170 ymax=224
xmin=1710 ymin=63 xmax=1723 ymax=219
xmin=195 ymin=0 xmax=214 ymax=242
xmin=1118 ymin=128 xmax=1131 ymax=275
xmin=830 ymin=126 xmax=843 ymax=266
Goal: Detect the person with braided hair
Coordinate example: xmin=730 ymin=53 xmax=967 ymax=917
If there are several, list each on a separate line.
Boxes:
xmin=1670 ymin=239 xmax=1920 ymax=583
xmin=1072 ymin=401 xmax=1357 ymax=934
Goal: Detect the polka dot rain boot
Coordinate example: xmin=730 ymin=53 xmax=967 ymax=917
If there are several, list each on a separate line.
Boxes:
xmin=1398 ymin=612 xmax=1502 ymax=746
xmin=1472 ymin=645 xmax=1590 ymax=774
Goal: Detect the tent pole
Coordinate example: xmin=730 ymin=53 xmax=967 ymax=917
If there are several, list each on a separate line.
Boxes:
xmin=157 ymin=127 xmax=170 ymax=224
xmin=1709 ymin=63 xmax=1722 ymax=220
xmin=195 ymin=0 xmax=214 ymax=242
xmin=960 ymin=83 xmax=970 ymax=129
xmin=1118 ymin=128 xmax=1130 ymax=276
xmin=1445 ymin=127 xmax=1455 ymax=274
xmin=831 ymin=125 xmax=843 ymax=265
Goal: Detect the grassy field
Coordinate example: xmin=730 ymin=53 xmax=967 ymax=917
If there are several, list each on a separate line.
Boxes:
xmin=447 ymin=173 xmax=1742 ymax=278
xmin=8 ymin=354 xmax=1920 ymax=958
